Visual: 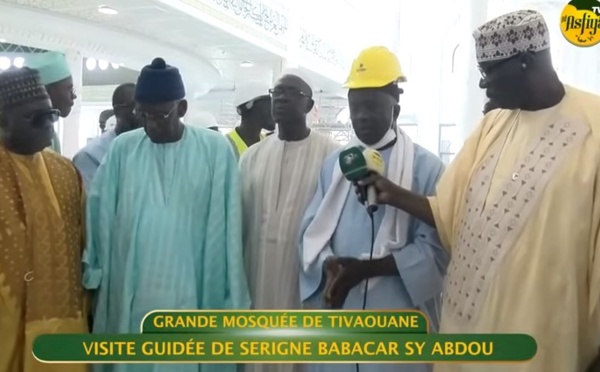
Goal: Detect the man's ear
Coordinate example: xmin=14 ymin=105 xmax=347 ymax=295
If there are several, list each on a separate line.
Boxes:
xmin=177 ymin=99 xmax=188 ymax=118
xmin=305 ymin=98 xmax=315 ymax=113
xmin=393 ymin=104 xmax=400 ymax=121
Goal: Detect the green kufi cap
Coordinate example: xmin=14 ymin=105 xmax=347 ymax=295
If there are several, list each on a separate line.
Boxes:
xmin=23 ymin=51 xmax=72 ymax=85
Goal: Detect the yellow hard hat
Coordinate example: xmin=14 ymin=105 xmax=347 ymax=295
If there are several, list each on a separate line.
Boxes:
xmin=343 ymin=46 xmax=407 ymax=89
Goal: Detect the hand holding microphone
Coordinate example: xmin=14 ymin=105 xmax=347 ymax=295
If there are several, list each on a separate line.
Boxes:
xmin=339 ymin=146 xmax=391 ymax=214
xmin=355 ymin=174 xmax=402 ymax=207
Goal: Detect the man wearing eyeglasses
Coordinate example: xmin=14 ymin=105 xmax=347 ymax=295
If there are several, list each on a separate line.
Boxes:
xmin=84 ymin=57 xmax=249 ymax=372
xmin=240 ymin=69 xmax=339 ymax=370
xmin=24 ymin=51 xmax=78 ymax=154
xmin=0 ymin=67 xmax=88 ymax=372
xmin=358 ymin=10 xmax=600 ymax=372
xmin=73 ymin=83 xmax=140 ymax=191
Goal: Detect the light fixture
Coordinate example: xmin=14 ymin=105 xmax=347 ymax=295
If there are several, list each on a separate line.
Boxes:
xmin=98 ymin=60 xmax=109 ymax=70
xmin=111 ymin=62 xmax=120 ymax=69
xmin=0 ymin=57 xmax=11 ymax=70
xmin=240 ymin=61 xmax=253 ymax=68
xmin=0 ymin=38 xmax=6 ymax=43
xmin=98 ymin=5 xmax=118 ymax=15
xmin=85 ymin=58 xmax=97 ymax=71
xmin=13 ymin=57 xmax=24 ymax=68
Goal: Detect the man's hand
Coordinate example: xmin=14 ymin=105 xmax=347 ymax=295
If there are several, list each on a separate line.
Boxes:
xmin=324 ymin=257 xmax=367 ymax=309
xmin=355 ymin=174 xmax=402 ymax=206
xmin=356 ymin=173 xmax=437 ymax=228
xmin=323 ymin=257 xmax=341 ymax=304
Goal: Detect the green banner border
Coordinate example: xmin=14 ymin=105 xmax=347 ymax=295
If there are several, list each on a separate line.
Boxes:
xmin=33 ymin=333 xmax=537 ymax=363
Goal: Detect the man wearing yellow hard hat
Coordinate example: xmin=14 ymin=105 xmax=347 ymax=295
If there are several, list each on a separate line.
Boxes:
xmin=299 ymin=46 xmax=448 ymax=372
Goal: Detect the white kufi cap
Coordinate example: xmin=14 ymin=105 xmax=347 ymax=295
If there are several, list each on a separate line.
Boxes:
xmin=473 ymin=9 xmax=550 ymax=63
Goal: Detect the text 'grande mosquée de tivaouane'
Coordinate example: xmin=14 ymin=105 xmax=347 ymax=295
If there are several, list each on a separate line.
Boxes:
xmin=32 ymin=310 xmax=537 ymax=363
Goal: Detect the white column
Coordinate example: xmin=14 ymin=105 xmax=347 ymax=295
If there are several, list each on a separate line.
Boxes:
xmin=276 ymin=1 xmax=301 ymax=83
xmin=414 ymin=46 xmax=444 ymax=154
xmin=61 ymin=49 xmax=83 ymax=159
xmin=400 ymin=0 xmax=443 ymax=154
xmin=456 ymin=0 xmax=489 ymax=148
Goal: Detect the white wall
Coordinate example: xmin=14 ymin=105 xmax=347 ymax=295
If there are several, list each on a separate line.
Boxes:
xmin=79 ymin=103 xmax=110 ymax=148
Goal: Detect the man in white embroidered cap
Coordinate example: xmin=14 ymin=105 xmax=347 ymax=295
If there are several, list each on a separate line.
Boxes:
xmin=356 ymin=9 xmax=600 ymax=372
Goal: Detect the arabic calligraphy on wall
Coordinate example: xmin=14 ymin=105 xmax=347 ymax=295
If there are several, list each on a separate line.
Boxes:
xmin=299 ymin=29 xmax=346 ymax=69
xmin=209 ymin=0 xmax=288 ymax=38
xmin=206 ymin=0 xmax=348 ymax=70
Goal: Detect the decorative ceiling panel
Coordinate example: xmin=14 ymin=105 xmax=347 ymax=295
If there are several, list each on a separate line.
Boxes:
xmin=0 ymin=0 xmax=352 ymax=129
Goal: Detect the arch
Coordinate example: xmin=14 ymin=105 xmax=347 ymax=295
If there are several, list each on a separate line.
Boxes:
xmin=451 ymin=44 xmax=460 ymax=73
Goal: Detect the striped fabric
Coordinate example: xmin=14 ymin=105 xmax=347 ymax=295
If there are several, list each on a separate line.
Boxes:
xmin=240 ymin=130 xmax=340 ymax=372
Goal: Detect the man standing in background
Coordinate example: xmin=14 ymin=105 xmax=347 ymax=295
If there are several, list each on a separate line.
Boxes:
xmin=73 ymin=83 xmax=139 ymax=191
xmin=84 ymin=57 xmax=249 ymax=372
xmin=227 ymin=81 xmax=275 ymax=160
xmin=241 ymin=71 xmax=339 ymax=372
xmin=98 ymin=109 xmax=114 ymax=133
xmin=24 ymin=51 xmax=77 ymax=154
xmin=0 ymin=67 xmax=87 ymax=372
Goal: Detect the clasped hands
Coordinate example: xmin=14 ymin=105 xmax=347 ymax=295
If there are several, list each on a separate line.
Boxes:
xmin=323 ymin=256 xmax=368 ymax=309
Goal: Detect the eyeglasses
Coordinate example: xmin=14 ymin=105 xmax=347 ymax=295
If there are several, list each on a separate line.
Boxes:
xmin=268 ymin=87 xmax=309 ymax=99
xmin=135 ymin=104 xmax=178 ymax=120
xmin=478 ymin=66 xmax=488 ymax=80
xmin=30 ymin=109 xmax=60 ymax=127
xmin=478 ymin=54 xmax=519 ymax=80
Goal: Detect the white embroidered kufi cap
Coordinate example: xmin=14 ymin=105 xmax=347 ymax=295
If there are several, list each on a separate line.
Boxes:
xmin=473 ymin=9 xmax=550 ymax=63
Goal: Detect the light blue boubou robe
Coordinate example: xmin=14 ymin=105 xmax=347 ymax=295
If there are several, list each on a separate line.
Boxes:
xmin=83 ymin=127 xmax=250 ymax=372
xmin=298 ymin=144 xmax=449 ymax=372
xmin=73 ymin=129 xmax=117 ymax=192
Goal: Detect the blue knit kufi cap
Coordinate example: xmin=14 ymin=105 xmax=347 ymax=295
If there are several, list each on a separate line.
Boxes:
xmin=135 ymin=57 xmax=185 ymax=104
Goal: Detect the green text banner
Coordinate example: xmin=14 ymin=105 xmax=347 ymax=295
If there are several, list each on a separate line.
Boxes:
xmin=33 ymin=333 xmax=536 ymax=363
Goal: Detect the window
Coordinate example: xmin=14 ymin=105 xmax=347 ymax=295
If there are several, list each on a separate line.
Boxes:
xmin=439 ymin=123 xmax=457 ymax=164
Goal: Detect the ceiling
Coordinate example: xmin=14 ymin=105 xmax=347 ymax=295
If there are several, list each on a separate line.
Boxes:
xmin=0 ymin=0 xmax=351 ymax=128
xmin=0 ymin=0 xmax=283 ymax=87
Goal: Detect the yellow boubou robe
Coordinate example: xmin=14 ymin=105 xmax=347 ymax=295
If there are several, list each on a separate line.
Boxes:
xmin=0 ymin=145 xmax=88 ymax=372
xmin=431 ymin=85 xmax=600 ymax=372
